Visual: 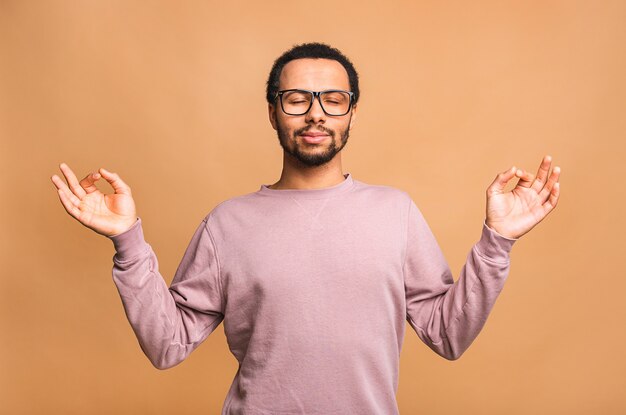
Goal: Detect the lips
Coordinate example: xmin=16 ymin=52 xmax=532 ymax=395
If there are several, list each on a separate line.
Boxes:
xmin=300 ymin=133 xmax=329 ymax=144
xmin=302 ymin=134 xmax=329 ymax=144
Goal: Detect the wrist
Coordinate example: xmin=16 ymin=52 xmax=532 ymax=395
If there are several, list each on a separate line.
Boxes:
xmin=109 ymin=217 xmax=139 ymax=237
xmin=108 ymin=217 xmax=149 ymax=261
xmin=484 ymin=219 xmax=519 ymax=241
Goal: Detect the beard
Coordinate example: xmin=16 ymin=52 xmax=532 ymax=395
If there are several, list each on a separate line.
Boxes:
xmin=275 ymin=118 xmax=351 ymax=167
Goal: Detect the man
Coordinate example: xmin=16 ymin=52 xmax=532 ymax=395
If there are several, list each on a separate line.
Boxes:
xmin=51 ymin=42 xmax=561 ymax=414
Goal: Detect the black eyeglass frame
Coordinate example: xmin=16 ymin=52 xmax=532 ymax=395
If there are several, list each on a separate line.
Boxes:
xmin=274 ymin=89 xmax=355 ymax=116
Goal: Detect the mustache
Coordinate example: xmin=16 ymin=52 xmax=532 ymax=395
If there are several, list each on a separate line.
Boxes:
xmin=294 ymin=125 xmax=335 ymax=137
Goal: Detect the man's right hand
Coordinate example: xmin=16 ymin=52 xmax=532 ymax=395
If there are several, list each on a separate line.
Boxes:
xmin=51 ymin=163 xmax=138 ymax=237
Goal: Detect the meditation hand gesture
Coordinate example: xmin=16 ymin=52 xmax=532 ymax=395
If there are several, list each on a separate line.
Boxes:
xmin=51 ymin=163 xmax=137 ymax=237
xmin=485 ymin=155 xmax=561 ymax=239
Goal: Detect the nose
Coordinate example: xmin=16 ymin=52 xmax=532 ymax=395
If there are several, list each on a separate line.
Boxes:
xmin=305 ymin=95 xmax=326 ymax=124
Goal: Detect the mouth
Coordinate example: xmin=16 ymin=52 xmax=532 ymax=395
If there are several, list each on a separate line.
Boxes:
xmin=300 ymin=132 xmax=330 ymax=144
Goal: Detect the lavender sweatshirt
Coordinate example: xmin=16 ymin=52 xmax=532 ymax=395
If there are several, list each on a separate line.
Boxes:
xmin=108 ymin=173 xmax=517 ymax=414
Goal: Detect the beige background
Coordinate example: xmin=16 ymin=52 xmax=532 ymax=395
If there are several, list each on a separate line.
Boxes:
xmin=1 ymin=1 xmax=625 ymax=414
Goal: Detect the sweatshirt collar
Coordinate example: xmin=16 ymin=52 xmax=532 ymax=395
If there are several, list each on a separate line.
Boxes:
xmin=258 ymin=173 xmax=355 ymax=199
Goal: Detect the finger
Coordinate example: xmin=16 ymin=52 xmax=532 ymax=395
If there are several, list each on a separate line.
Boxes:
xmin=55 ymin=181 xmax=83 ymax=220
xmin=531 ymin=155 xmax=552 ymax=193
xmin=538 ymin=165 xmax=561 ymax=202
xmin=51 ymin=174 xmax=82 ymax=208
xmin=487 ymin=166 xmax=517 ymax=196
xmin=79 ymin=171 xmax=101 ymax=194
xmin=514 ymin=169 xmax=534 ymax=188
xmin=59 ymin=162 xmax=87 ymax=199
xmin=541 ymin=181 xmax=560 ymax=213
xmin=98 ymin=167 xmax=132 ymax=195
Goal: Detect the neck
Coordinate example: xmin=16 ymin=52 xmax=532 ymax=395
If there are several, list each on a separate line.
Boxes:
xmin=269 ymin=153 xmax=345 ymax=190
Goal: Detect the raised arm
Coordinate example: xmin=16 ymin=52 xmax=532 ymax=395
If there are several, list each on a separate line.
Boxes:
xmin=109 ymin=216 xmax=224 ymax=369
xmin=405 ymin=155 xmax=560 ymax=359
xmin=404 ymin=199 xmax=517 ymax=360
xmin=51 ymin=163 xmax=224 ymax=369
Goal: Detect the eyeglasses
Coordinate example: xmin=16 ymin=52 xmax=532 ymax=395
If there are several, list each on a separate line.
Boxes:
xmin=275 ymin=89 xmax=355 ymax=116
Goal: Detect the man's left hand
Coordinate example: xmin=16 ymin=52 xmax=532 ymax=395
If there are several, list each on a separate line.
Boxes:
xmin=485 ymin=155 xmax=561 ymax=239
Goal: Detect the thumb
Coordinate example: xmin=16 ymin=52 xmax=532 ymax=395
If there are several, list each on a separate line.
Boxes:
xmin=487 ymin=166 xmax=517 ymax=196
xmin=78 ymin=171 xmax=101 ymax=194
xmin=98 ymin=167 xmax=132 ymax=195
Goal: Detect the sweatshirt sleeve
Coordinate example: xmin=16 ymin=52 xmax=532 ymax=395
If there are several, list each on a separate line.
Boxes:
xmin=403 ymin=198 xmax=517 ymax=360
xmin=108 ymin=216 xmax=224 ymax=369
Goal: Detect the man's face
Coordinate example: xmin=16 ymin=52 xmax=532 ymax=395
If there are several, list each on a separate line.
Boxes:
xmin=269 ymin=58 xmax=357 ymax=167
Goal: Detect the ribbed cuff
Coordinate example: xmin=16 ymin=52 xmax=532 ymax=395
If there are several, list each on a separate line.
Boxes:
xmin=475 ymin=220 xmax=518 ymax=262
xmin=108 ymin=217 xmax=149 ymax=261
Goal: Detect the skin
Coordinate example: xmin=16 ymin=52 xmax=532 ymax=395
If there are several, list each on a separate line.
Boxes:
xmin=485 ymin=155 xmax=561 ymax=239
xmin=267 ymin=58 xmax=357 ymax=190
xmin=50 ymin=58 xmax=561 ymax=239
xmin=51 ymin=164 xmax=136 ymax=237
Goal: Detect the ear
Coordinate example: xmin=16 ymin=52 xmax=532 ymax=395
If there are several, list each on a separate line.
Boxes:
xmin=268 ymin=103 xmax=278 ymax=131
xmin=348 ymin=104 xmax=357 ymax=131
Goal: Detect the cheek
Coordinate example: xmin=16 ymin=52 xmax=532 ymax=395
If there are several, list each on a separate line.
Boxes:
xmin=277 ymin=116 xmax=302 ymax=135
xmin=276 ymin=115 xmax=289 ymax=131
xmin=331 ymin=119 xmax=351 ymax=134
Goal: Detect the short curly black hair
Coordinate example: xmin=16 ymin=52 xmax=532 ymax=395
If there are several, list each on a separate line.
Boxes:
xmin=266 ymin=42 xmax=360 ymax=106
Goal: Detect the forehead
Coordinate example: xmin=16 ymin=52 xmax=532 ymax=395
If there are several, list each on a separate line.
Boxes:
xmin=279 ymin=58 xmax=350 ymax=91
